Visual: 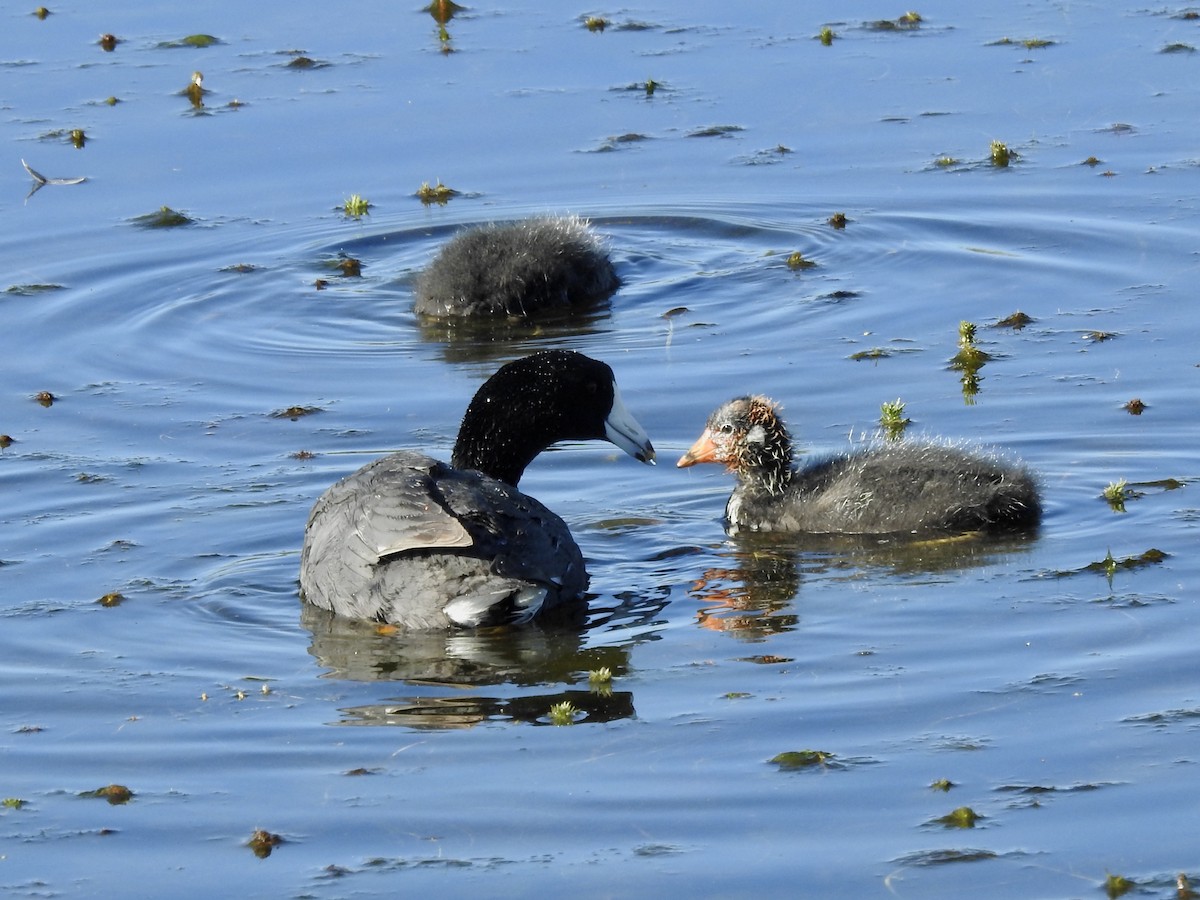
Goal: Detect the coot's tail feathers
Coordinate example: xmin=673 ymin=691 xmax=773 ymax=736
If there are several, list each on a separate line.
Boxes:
xmin=444 ymin=584 xmax=549 ymax=628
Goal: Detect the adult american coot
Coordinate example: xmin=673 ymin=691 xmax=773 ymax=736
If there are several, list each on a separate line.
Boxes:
xmin=413 ymin=216 xmax=619 ymax=317
xmin=677 ymin=395 xmax=1040 ymax=535
xmin=300 ymin=351 xmax=655 ymax=630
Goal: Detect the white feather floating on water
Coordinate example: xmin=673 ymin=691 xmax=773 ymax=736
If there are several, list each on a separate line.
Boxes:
xmin=22 ymin=158 xmax=87 ymax=186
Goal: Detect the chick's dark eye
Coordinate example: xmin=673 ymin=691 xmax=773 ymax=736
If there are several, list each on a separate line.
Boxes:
xmin=719 ymin=423 xmax=734 ymax=434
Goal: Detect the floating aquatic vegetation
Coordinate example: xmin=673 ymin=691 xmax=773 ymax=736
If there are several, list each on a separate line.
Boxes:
xmin=321 ymin=255 xmax=362 ymax=277
xmin=687 ymin=124 xmax=744 ymax=138
xmin=80 ymin=784 xmax=134 ymax=804
xmin=415 ymin=180 xmax=457 ymax=205
xmin=879 ymin=398 xmax=910 ymax=439
xmin=36 ymin=129 xmax=88 ymax=149
xmin=990 ymin=139 xmax=1013 ymax=167
xmin=547 ymin=701 xmax=577 ymax=725
xmin=130 ymin=206 xmax=194 ymax=228
xmin=1061 ymin=547 xmax=1168 ymax=580
xmin=987 ymin=36 xmax=1055 ymax=49
xmin=182 ymin=70 xmax=206 ymax=108
xmin=634 ymin=843 xmax=683 ymax=857
xmin=1103 ymin=480 xmax=1128 ymax=511
xmin=866 ymin=11 xmax=922 ymax=31
xmin=785 ymin=251 xmax=817 ymax=271
xmin=247 ymin=829 xmax=282 ymax=858
xmin=588 ymin=669 xmax=613 ymax=697
xmin=737 ymin=145 xmax=792 ymax=166
xmin=425 ymin=8 xmax=458 ymax=54
xmin=342 ymin=193 xmax=370 ymax=217
xmin=994 ymin=781 xmax=1109 ymax=796
xmin=935 ymin=806 xmax=981 ymax=828
xmin=271 ymin=405 xmax=322 ymax=420
xmin=1124 ymin=707 xmax=1200 ymax=729
xmin=849 ymin=347 xmax=892 ymax=361
xmin=425 ymin=0 xmax=465 ymax=24
xmin=949 ymin=320 xmax=992 ymax=372
xmin=5 ymin=281 xmax=67 ymax=294
xmin=950 ymin=320 xmax=990 ymax=363
xmin=891 ymin=848 xmax=998 ymax=866
xmin=994 ymin=310 xmax=1033 ymax=329
xmin=157 ymin=34 xmax=222 ymax=49
xmin=1105 ymin=873 xmax=1134 ymax=898
xmin=769 ymin=749 xmax=838 ymax=770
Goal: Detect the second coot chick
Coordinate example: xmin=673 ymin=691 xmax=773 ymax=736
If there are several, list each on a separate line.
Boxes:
xmin=677 ymin=395 xmax=1040 ymax=535
xmin=414 ymin=216 xmax=619 ymax=317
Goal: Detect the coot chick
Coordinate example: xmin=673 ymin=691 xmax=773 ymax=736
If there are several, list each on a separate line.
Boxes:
xmin=300 ymin=351 xmax=655 ymax=630
xmin=413 ymin=216 xmax=619 ymax=317
xmin=677 ymin=395 xmax=1040 ymax=535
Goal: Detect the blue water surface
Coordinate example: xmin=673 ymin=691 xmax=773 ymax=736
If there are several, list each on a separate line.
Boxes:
xmin=2 ymin=2 xmax=1199 ymax=898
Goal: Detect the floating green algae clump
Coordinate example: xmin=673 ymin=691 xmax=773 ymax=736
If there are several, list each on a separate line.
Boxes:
xmin=879 ymin=398 xmax=910 ymax=440
xmin=770 ymin=749 xmax=836 ymax=769
xmin=157 ymin=34 xmax=222 ymax=49
xmin=343 ymin=193 xmax=371 ymax=217
xmin=131 ymin=206 xmax=194 ymax=228
xmin=415 ymin=180 xmax=457 ymax=205
xmin=937 ymin=806 xmax=981 ymax=828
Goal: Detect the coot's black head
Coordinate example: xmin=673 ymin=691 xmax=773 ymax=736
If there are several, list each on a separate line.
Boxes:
xmin=451 ymin=350 xmax=655 ymax=486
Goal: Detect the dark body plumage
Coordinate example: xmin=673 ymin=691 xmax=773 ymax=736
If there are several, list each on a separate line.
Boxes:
xmin=678 ymin=396 xmax=1040 ymax=535
xmin=414 ymin=216 xmax=619 ymax=318
xmin=300 ymin=351 xmax=655 ymax=629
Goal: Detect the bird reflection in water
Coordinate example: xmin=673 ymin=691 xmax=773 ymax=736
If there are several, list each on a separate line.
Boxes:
xmin=688 ymin=530 xmax=1038 ymax=637
xmin=688 ymin=538 xmax=801 ymax=638
xmin=300 ymin=602 xmax=637 ymax=729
